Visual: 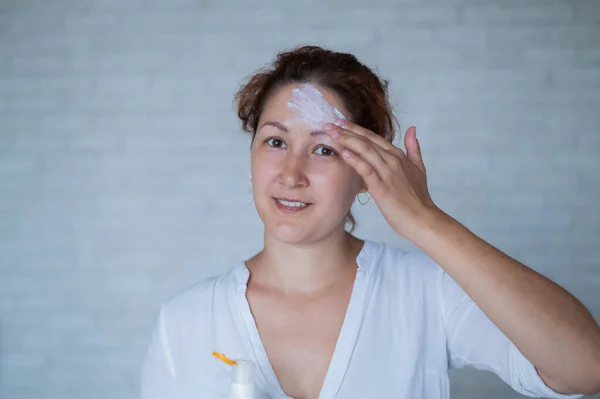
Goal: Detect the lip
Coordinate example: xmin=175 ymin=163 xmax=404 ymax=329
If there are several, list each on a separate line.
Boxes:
xmin=272 ymin=197 xmax=312 ymax=213
xmin=275 ymin=197 xmax=312 ymax=204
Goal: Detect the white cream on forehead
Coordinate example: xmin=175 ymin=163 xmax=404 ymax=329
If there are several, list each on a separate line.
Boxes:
xmin=286 ymin=83 xmax=347 ymax=130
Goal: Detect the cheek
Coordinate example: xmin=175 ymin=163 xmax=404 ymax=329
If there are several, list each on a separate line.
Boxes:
xmin=251 ymin=151 xmax=279 ymax=182
xmin=308 ymin=164 xmax=360 ymax=201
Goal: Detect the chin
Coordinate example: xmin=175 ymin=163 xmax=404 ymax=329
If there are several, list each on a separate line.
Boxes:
xmin=268 ymin=222 xmax=316 ymax=245
xmin=256 ymin=199 xmax=348 ymax=244
xmin=266 ymin=218 xmax=347 ymax=246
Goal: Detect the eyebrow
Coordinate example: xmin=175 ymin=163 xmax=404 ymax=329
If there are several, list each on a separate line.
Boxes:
xmin=259 ymin=121 xmax=326 ymax=136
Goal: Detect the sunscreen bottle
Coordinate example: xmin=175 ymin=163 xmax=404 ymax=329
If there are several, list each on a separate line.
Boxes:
xmin=229 ymin=359 xmax=257 ymax=399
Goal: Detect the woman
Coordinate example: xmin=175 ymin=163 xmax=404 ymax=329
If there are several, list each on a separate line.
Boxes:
xmin=140 ymin=46 xmax=600 ymax=399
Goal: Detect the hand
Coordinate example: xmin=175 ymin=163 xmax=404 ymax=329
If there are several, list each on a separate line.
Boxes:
xmin=324 ymin=120 xmax=441 ymax=239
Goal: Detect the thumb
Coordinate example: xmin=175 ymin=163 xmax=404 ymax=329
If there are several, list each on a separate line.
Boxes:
xmin=404 ymin=126 xmax=426 ymax=174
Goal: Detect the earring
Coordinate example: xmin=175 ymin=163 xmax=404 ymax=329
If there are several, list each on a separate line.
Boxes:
xmin=249 ymin=174 xmax=252 ymax=182
xmin=357 ymin=192 xmax=371 ymax=205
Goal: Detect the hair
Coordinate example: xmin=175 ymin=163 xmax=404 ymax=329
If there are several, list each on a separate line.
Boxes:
xmin=234 ymin=45 xmax=398 ymax=233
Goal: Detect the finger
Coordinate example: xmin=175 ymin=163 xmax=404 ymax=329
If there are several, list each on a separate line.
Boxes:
xmin=324 ymin=123 xmax=400 ymax=164
xmin=332 ymin=120 xmax=397 ymax=152
xmin=404 ymin=126 xmax=426 ymax=174
xmin=324 ymin=122 xmax=390 ymax=154
xmin=340 ymin=149 xmax=382 ymax=190
xmin=326 ymin=126 xmax=392 ymax=173
xmin=330 ymin=120 xmax=408 ymax=163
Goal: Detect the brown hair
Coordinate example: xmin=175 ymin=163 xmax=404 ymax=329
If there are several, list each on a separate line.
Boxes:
xmin=234 ymin=45 xmax=398 ymax=233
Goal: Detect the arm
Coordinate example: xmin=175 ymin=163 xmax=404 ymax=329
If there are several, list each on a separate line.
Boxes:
xmin=322 ymin=121 xmax=600 ymax=395
xmin=140 ymin=307 xmax=177 ymax=399
xmin=415 ymin=209 xmax=600 ymax=396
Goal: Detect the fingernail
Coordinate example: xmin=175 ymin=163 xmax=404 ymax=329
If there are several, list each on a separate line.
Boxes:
xmin=324 ymin=124 xmax=334 ymax=131
xmin=334 ymin=119 xmax=344 ymax=127
xmin=332 ymin=132 xmax=340 ymax=139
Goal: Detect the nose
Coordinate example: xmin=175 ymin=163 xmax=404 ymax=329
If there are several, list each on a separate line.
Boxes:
xmin=279 ymin=152 xmax=308 ymax=188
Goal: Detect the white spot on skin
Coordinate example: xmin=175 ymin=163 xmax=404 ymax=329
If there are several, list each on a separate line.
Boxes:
xmin=286 ymin=84 xmax=347 ymax=131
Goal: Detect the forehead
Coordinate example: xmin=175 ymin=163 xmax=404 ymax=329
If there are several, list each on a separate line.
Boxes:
xmin=260 ymin=83 xmax=348 ymax=120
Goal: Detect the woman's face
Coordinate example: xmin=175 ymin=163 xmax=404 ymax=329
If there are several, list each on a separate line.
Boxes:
xmin=250 ymin=83 xmax=364 ymax=244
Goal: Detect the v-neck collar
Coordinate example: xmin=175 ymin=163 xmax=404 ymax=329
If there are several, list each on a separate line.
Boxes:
xmin=231 ymin=239 xmax=378 ymax=399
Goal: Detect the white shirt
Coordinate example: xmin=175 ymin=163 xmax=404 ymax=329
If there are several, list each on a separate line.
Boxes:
xmin=140 ymin=239 xmax=583 ymax=399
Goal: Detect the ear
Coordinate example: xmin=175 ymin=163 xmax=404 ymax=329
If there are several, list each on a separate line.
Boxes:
xmin=359 ymin=177 xmax=369 ymax=193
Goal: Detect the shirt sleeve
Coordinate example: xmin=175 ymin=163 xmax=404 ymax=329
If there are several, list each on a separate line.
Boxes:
xmin=437 ymin=268 xmax=583 ymax=399
xmin=140 ymin=306 xmax=178 ymax=399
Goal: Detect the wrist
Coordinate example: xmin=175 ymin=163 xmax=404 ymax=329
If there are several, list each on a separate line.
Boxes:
xmin=404 ymin=206 xmax=456 ymax=247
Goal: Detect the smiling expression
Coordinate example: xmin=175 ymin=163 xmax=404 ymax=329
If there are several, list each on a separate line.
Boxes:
xmin=250 ymin=83 xmax=364 ymax=243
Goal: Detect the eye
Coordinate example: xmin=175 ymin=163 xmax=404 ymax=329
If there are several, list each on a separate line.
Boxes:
xmin=265 ymin=137 xmax=286 ymax=148
xmin=314 ymin=145 xmax=338 ymax=157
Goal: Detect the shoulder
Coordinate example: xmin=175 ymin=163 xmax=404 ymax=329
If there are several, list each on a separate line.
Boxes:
xmin=158 ymin=264 xmax=241 ymax=329
xmin=369 ymin=239 xmax=442 ymax=279
xmin=373 ymin=240 xmax=467 ymax=305
xmin=371 ymin=240 xmax=470 ymax=312
xmin=144 ymin=265 xmax=245 ymax=376
xmin=367 ymin=240 xmax=448 ymax=344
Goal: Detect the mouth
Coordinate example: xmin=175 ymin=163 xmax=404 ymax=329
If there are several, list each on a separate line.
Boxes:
xmin=272 ymin=197 xmax=312 ymax=213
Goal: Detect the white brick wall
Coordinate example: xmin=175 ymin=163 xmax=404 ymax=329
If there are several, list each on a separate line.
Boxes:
xmin=0 ymin=0 xmax=598 ymax=398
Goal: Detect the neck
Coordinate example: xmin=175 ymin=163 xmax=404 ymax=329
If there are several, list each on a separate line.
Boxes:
xmin=246 ymin=230 xmax=364 ymax=295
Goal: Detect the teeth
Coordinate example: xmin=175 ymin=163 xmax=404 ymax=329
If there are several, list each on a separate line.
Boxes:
xmin=277 ymin=199 xmax=307 ymax=207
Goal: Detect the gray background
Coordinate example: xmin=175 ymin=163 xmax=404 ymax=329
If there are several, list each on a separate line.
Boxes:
xmin=0 ymin=0 xmax=599 ymax=398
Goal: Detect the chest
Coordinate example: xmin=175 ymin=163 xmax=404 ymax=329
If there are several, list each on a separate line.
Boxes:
xmin=247 ymin=286 xmax=353 ymax=399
